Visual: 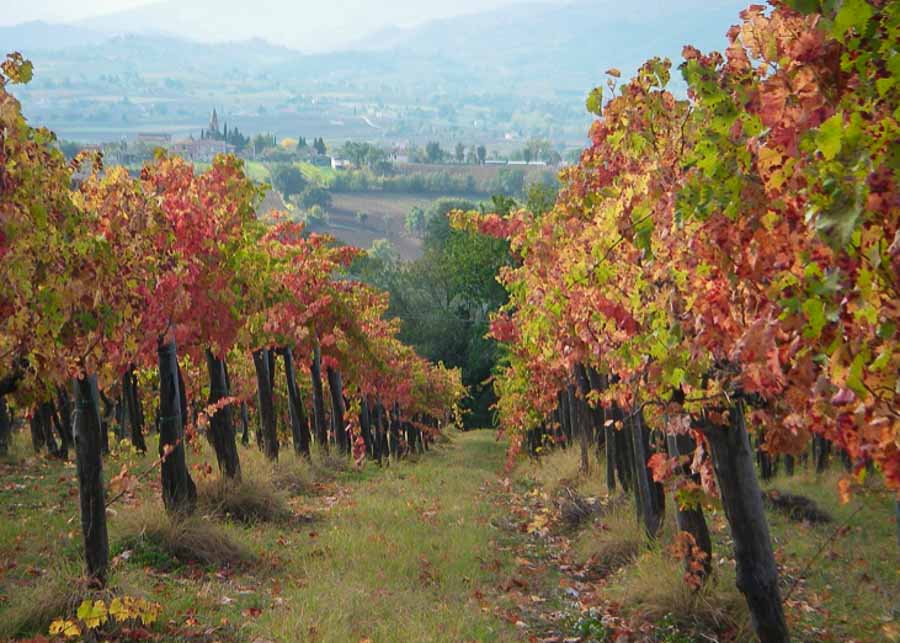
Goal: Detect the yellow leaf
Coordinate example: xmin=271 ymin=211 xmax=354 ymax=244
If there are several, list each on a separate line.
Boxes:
xmin=109 ymin=597 xmax=133 ymax=621
xmin=526 ymin=512 xmax=549 ymax=534
xmin=757 ymin=145 xmax=783 ymax=179
xmin=49 ymin=618 xmax=81 ymax=639
xmin=134 ymin=597 xmax=162 ymax=625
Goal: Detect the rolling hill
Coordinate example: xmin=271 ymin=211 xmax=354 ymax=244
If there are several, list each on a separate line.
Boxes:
xmin=5 ymin=0 xmax=750 ymax=144
xmin=354 ymin=0 xmax=750 ymax=90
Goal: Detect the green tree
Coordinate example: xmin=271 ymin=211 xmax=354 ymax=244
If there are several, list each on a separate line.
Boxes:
xmin=369 ymin=238 xmax=399 ymax=264
xmin=341 ymin=141 xmax=367 ymax=167
xmin=492 ymin=168 xmax=525 ymax=196
xmin=525 ymin=181 xmax=559 ymax=217
xmin=340 ymin=141 xmax=387 ymax=169
xmin=425 ymin=141 xmax=444 ymax=164
xmin=455 ymin=142 xmax=465 ymax=163
xmin=476 ymin=145 xmax=487 ymax=165
xmin=253 ymin=133 xmax=277 ymax=156
xmin=305 ymin=204 xmax=328 ymax=224
xmin=352 ymin=196 xmax=511 ymax=427
xmin=299 ymin=185 xmax=332 ymax=210
xmin=405 ymin=206 xmax=426 ymax=236
xmin=222 ymin=126 xmax=248 ymax=152
xmin=270 ymin=164 xmax=307 ymax=198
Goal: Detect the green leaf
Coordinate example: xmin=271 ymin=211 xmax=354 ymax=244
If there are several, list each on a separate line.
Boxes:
xmin=667 ymin=367 xmax=686 ymax=388
xmin=586 ymin=87 xmax=604 ymax=116
xmin=15 ymin=60 xmax=33 ymax=84
xmin=876 ymin=321 xmax=896 ymax=340
xmin=675 ymin=485 xmax=706 ymax=511
xmin=815 ymin=113 xmax=844 ymax=161
xmin=813 ymin=196 xmax=863 ymax=249
xmin=802 ymin=298 xmax=827 ymax=338
xmin=833 ymin=0 xmax=873 ymax=37
xmin=784 ymin=0 xmax=821 ymax=13
xmin=2 ymin=53 xmax=34 ymax=84
xmin=76 ymin=599 xmax=108 ymax=629
xmin=875 ymin=77 xmax=895 ymax=97
xmin=846 ymin=350 xmax=868 ymax=397
xmin=871 ymin=347 xmax=891 ymax=371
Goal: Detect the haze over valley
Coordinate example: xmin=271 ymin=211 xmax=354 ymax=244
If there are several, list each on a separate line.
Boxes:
xmin=5 ymin=0 xmax=748 ymax=145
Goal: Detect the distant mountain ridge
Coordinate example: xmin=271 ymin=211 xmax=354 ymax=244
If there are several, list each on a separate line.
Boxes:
xmin=352 ymin=0 xmax=748 ymax=87
xmin=68 ymin=0 xmax=541 ymax=54
xmin=4 ymin=0 xmax=751 ymax=145
xmin=0 ymin=21 xmax=108 ymax=51
xmin=5 ymin=0 xmax=749 ymax=85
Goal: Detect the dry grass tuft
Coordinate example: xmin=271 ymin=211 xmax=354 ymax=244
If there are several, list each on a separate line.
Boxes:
xmin=271 ymin=469 xmax=313 ymax=495
xmin=269 ymin=457 xmax=317 ymax=496
xmin=312 ymin=450 xmax=351 ymax=477
xmin=764 ymin=488 xmax=833 ymax=524
xmin=0 ymin=565 xmax=89 ymax=638
xmin=520 ymin=446 xmax=608 ymax=499
xmin=588 ymin=539 xmax=642 ymax=576
xmin=615 ymin=546 xmax=746 ymax=635
xmin=197 ymin=476 xmax=292 ymax=524
xmin=575 ymin=500 xmax=642 ymax=575
xmin=235 ymin=442 xmax=318 ymax=496
xmin=555 ymin=486 xmax=602 ymax=531
xmin=118 ymin=503 xmax=256 ymax=569
xmin=433 ymin=431 xmax=452 ymax=446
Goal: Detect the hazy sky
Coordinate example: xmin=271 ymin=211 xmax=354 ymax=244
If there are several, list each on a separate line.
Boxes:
xmin=1 ymin=0 xmax=543 ymax=27
xmin=2 ymin=0 xmax=152 ymax=24
xmin=3 ymin=0 xmax=749 ymax=52
xmin=3 ymin=0 xmax=559 ymax=51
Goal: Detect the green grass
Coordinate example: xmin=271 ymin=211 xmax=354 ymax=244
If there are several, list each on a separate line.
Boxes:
xmin=296 ymin=161 xmax=336 ymax=186
xmin=248 ymin=431 xmax=517 ymax=641
xmin=516 ymin=446 xmax=899 ymax=641
xmin=760 ymin=468 xmax=898 ymax=640
xmin=244 ymin=161 xmax=271 ymax=183
xmin=5 ymin=427 xmax=893 ymax=641
xmin=0 ymin=430 xmax=519 ymax=641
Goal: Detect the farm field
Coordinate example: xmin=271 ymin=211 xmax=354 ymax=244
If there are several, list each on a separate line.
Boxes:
xmin=256 ymin=188 xmax=466 ymax=260
xmin=310 ymin=192 xmax=485 ymax=260
xmin=394 ymin=162 xmax=555 ymax=182
xmin=393 ymin=163 xmax=558 ymax=193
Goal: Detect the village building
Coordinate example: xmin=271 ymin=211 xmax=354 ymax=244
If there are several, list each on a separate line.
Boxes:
xmin=136 ymin=132 xmax=172 ymax=145
xmin=170 ymin=138 xmax=234 ymax=162
xmin=308 ymin=154 xmax=332 ymax=167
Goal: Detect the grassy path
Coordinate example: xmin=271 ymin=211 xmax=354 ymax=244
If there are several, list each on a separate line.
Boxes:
xmin=249 ymin=430 xmax=520 ymax=641
xmin=1 ymin=430 xmax=524 ymax=642
xmin=6 ymin=426 xmax=893 ymax=641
